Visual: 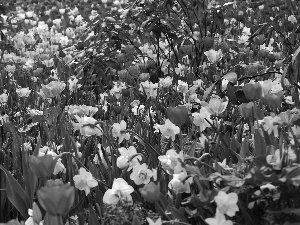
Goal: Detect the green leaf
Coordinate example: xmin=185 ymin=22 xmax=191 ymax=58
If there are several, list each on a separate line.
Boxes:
xmin=166 ymin=206 xmax=189 ymax=223
xmin=69 ymin=198 xmax=85 ymax=217
xmin=0 ymin=165 xmax=28 ymax=219
xmin=186 ymin=140 xmax=196 ymax=157
xmin=88 ymin=204 xmax=100 ymax=225
xmin=254 ymin=129 xmax=266 ymax=156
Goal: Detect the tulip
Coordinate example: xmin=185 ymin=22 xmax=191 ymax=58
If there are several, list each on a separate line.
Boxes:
xmin=166 ymin=105 xmax=189 ymax=127
xmin=239 ymin=102 xmax=255 ymax=118
xmin=243 ymin=82 xmax=262 ymax=101
xmin=37 ymin=179 xmax=75 ymax=216
xmin=139 ymin=182 xmax=160 ymax=203
xmin=38 ymin=81 xmax=66 ymax=99
xmin=29 ymin=155 xmax=58 ymax=178
xmin=264 ymin=91 xmax=283 ymax=109
xmin=253 ymin=34 xmax=264 ymax=45
xmin=32 ymin=202 xmax=42 ymax=225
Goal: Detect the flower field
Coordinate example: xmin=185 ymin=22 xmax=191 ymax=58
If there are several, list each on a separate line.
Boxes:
xmin=1 ymin=0 xmax=300 ymax=224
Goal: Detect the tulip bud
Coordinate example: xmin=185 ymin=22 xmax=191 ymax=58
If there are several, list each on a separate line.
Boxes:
xmin=29 ymin=155 xmax=58 ymax=178
xmin=37 ymin=179 xmax=75 ymax=216
xmin=203 ymin=37 xmax=214 ymax=49
xmin=124 ymin=45 xmax=135 ymax=55
xmin=264 ymin=91 xmax=283 ymax=109
xmin=139 ymin=182 xmax=160 ymax=203
xmin=243 ymin=82 xmax=262 ymax=101
xmin=180 ymin=45 xmax=193 ymax=55
xmin=260 ymin=49 xmax=269 ymax=58
xmin=32 ymin=202 xmax=42 ymax=225
xmin=253 ymin=34 xmax=265 ymax=45
xmin=116 ymin=53 xmax=126 ymax=63
xmin=127 ymin=65 xmax=140 ymax=77
xmin=139 ymin=73 xmax=150 ymax=82
xmin=166 ymin=105 xmax=189 ymax=127
xmin=239 ymin=102 xmax=254 ymax=118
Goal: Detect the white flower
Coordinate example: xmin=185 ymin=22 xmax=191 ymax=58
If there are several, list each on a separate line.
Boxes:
xmin=158 ymin=149 xmax=184 ymax=174
xmin=177 ymin=80 xmax=189 ymax=94
xmin=205 ymin=210 xmax=233 ymax=225
xmin=159 ymin=76 xmax=173 ymax=88
xmin=146 ymin=218 xmax=162 ymax=225
xmin=112 ymin=120 xmax=130 ymax=144
xmin=103 ymin=178 xmax=134 ymax=205
xmin=117 ymin=146 xmax=142 ymax=170
xmin=16 ymin=87 xmax=31 ymax=98
xmin=168 ymin=170 xmax=193 ymax=194
xmin=214 ymin=191 xmax=239 ymax=217
xmin=72 ymin=115 xmax=103 ymax=137
xmin=192 ymin=107 xmax=212 ymax=131
xmin=73 ymin=168 xmax=98 ymax=195
xmin=288 ymin=15 xmax=297 ymax=24
xmin=130 ymin=163 xmax=153 ymax=185
xmin=158 ymin=119 xmax=180 ymax=141
xmin=204 ymin=49 xmax=223 ymax=63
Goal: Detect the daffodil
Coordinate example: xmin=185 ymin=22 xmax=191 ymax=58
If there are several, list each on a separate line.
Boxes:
xmin=214 ymin=191 xmax=239 ymax=217
xmin=158 ymin=149 xmax=184 ymax=175
xmin=158 ymin=119 xmax=180 ymax=141
xmin=112 ymin=120 xmax=130 ymax=144
xmin=16 ymin=87 xmax=31 ymax=98
xmin=130 ymin=163 xmax=153 ymax=185
xmin=73 ymin=168 xmax=98 ymax=196
xmin=192 ymin=107 xmax=212 ymax=131
xmin=168 ymin=170 xmax=193 ymax=194
xmin=116 ymin=146 xmax=141 ymax=171
xmin=205 ymin=210 xmax=233 ymax=225
xmin=103 ymin=178 xmax=134 ymax=205
xmin=72 ymin=115 xmax=103 ymax=137
xmin=146 ymin=218 xmax=162 ymax=225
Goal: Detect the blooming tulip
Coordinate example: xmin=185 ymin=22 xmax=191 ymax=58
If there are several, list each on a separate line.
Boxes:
xmin=38 ymin=81 xmax=66 ymax=99
xmin=37 ymin=179 xmax=75 ymax=216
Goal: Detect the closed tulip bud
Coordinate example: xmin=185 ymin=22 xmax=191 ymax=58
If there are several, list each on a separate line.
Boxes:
xmin=139 ymin=73 xmax=150 ymax=82
xmin=202 ymin=37 xmax=214 ymax=49
xmin=166 ymin=105 xmax=189 ymax=127
xmin=243 ymin=82 xmax=262 ymax=101
xmin=180 ymin=45 xmax=193 ymax=55
xmin=239 ymin=102 xmax=254 ymax=118
xmin=260 ymin=49 xmax=269 ymax=58
xmin=32 ymin=202 xmax=42 ymax=225
xmin=122 ymin=88 xmax=131 ymax=97
xmin=116 ymin=53 xmax=126 ymax=63
xmin=118 ymin=69 xmax=129 ymax=80
xmin=29 ymin=155 xmax=58 ymax=178
xmin=37 ymin=179 xmax=75 ymax=216
xmin=124 ymin=45 xmax=135 ymax=55
xmin=139 ymin=182 xmax=160 ymax=203
xmin=127 ymin=65 xmax=140 ymax=77
xmin=264 ymin=91 xmax=283 ymax=109
xmin=253 ymin=34 xmax=265 ymax=45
